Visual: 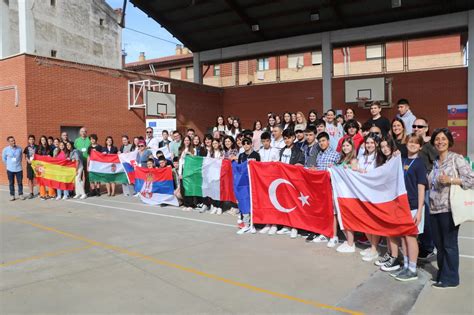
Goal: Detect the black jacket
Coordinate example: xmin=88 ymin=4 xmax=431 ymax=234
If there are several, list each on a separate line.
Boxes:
xmin=279 ymin=146 xmax=305 ymax=165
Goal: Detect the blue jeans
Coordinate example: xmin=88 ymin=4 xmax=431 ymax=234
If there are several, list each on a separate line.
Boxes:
xmin=7 ymin=170 xmax=23 ymax=196
xmin=431 ymin=212 xmax=460 ymax=286
xmin=419 ymin=190 xmax=435 ymax=252
xmin=56 ymin=189 xmax=69 ymax=198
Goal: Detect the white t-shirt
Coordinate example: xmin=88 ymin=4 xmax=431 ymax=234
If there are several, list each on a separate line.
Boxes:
xmin=272 ymin=137 xmax=285 ymax=150
xmin=358 ymin=152 xmax=377 ymax=172
xmin=259 ymin=147 xmax=280 ymax=162
xmin=281 ymin=148 xmax=292 ymax=164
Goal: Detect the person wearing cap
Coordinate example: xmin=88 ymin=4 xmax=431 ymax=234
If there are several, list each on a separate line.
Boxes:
xmin=336 ymin=119 xmax=364 ymax=153
xmin=294 ymin=127 xmax=306 ymax=150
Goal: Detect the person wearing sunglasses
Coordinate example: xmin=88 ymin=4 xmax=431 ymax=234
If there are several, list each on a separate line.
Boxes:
xmin=145 ymin=127 xmax=159 ymax=152
xmin=413 ymin=118 xmax=438 ymax=261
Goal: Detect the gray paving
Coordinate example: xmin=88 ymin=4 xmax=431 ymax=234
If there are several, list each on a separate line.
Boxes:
xmin=0 ymin=188 xmax=472 ymax=314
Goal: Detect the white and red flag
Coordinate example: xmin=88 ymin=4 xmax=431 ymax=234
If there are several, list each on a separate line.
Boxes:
xmin=330 ymin=155 xmax=418 ymax=236
xmin=249 ymin=161 xmax=334 ymax=237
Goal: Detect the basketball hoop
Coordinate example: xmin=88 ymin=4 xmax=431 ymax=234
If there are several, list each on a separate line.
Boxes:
xmin=356 ymin=97 xmax=369 ymax=108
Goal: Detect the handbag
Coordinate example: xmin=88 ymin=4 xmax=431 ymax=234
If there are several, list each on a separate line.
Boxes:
xmin=450 ymin=159 xmax=474 ymax=225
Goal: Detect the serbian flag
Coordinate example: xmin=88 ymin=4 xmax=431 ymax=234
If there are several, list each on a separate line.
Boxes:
xmin=31 ymin=155 xmax=76 ymax=190
xmin=135 ymin=166 xmax=178 ymax=206
xmin=118 ymin=151 xmax=138 ymax=184
xmin=330 ymin=155 xmax=418 ymax=236
xmin=183 ymin=155 xmax=236 ymax=202
xmin=249 ymin=161 xmax=334 ymax=237
xmin=88 ymin=151 xmax=128 ymax=183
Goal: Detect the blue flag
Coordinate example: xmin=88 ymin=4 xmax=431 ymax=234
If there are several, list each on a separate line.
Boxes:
xmin=232 ymin=161 xmax=251 ymax=214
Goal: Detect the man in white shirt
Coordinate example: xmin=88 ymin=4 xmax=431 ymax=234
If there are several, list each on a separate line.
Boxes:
xmin=145 ymin=127 xmax=159 ymax=152
xmin=271 ymin=125 xmax=285 ymax=149
xmin=258 ymin=132 xmax=279 ymax=162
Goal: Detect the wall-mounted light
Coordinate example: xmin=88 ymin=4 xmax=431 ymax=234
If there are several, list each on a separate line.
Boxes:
xmin=251 ymin=24 xmax=260 ymax=32
xmin=310 ymin=12 xmax=319 ymax=21
xmin=392 ymin=0 xmax=401 ymax=8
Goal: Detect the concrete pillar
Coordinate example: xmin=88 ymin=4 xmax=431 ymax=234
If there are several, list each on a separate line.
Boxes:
xmin=193 ymin=52 xmax=203 ymax=84
xmin=468 ymin=10 xmax=474 ymax=159
xmin=322 ymin=32 xmax=333 ymax=113
xmin=0 ymin=0 xmax=10 ymax=58
xmin=18 ymin=0 xmax=35 ymax=54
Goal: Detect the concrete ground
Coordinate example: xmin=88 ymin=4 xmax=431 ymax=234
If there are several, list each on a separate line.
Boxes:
xmin=0 ymin=188 xmax=472 ymax=315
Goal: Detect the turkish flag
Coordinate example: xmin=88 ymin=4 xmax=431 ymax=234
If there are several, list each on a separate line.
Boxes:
xmin=249 ymin=161 xmax=334 ymax=237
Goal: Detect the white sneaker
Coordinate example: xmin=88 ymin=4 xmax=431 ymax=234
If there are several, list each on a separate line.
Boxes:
xmin=250 ymin=226 xmax=257 ymax=234
xmin=336 ymin=241 xmax=355 ymax=253
xmin=313 ymin=235 xmax=329 ymax=243
xmin=259 ymin=225 xmax=271 ymax=234
xmin=360 ymin=248 xmax=371 ymax=256
xmin=62 ymin=196 xmax=69 ymax=200
xmin=327 ymin=236 xmax=339 ymax=248
xmin=276 ymin=227 xmax=291 ymax=235
xmin=80 ymin=194 xmax=87 ymax=200
xmin=73 ymin=194 xmax=80 ymax=199
xmin=237 ymin=226 xmax=251 ymax=235
xmin=290 ymin=228 xmax=298 ymax=239
xmin=268 ymin=225 xmax=278 ymax=235
xmin=134 ymin=193 xmax=140 ymax=197
xmin=362 ymin=251 xmax=380 ymax=262
xmin=55 ymin=196 xmax=61 ymax=201
xmin=209 ymin=206 xmax=217 ymax=214
xmin=216 ymin=207 xmax=222 ymax=215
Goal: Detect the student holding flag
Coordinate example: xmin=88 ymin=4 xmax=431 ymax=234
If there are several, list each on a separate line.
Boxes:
xmin=102 ymin=136 xmax=119 ymax=197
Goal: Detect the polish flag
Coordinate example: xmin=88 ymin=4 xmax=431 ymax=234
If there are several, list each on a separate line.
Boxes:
xmin=249 ymin=161 xmax=334 ymax=237
xmin=329 ymin=155 xmax=418 ymax=237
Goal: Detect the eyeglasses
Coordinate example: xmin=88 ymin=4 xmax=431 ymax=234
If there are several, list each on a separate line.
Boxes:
xmin=412 ymin=125 xmax=427 ymax=129
xmin=138 ymin=145 xmax=145 ymax=148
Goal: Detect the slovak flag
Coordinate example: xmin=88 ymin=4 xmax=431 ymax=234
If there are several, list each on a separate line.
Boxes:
xmin=134 ymin=166 xmax=179 ymax=206
xmin=249 ymin=161 xmax=334 ymax=237
xmin=118 ymin=151 xmax=138 ymax=184
xmin=330 ymin=155 xmax=418 ymax=236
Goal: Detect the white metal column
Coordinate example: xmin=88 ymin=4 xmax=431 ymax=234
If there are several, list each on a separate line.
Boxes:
xmin=18 ymin=0 xmax=35 ymax=54
xmin=322 ymin=32 xmax=333 ymax=113
xmin=468 ymin=10 xmax=474 ymax=159
xmin=193 ymin=52 xmax=203 ymax=84
xmin=0 ymin=0 xmax=10 ymax=58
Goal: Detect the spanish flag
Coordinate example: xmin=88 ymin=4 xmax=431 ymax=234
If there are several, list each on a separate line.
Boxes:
xmin=32 ymin=155 xmax=76 ymax=190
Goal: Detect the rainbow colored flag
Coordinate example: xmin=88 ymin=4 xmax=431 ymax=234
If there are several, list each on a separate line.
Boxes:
xmin=31 ymin=155 xmax=76 ymax=190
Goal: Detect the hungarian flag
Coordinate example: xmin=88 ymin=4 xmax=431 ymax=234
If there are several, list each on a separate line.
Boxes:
xmin=88 ymin=150 xmax=128 ymax=183
xmin=118 ymin=151 xmax=138 ymax=184
xmin=32 ymin=155 xmax=76 ymax=190
xmin=135 ymin=166 xmax=178 ymax=206
xmin=183 ymin=155 xmax=236 ymax=202
xmin=249 ymin=161 xmax=334 ymax=237
xmin=330 ymin=155 xmax=418 ymax=237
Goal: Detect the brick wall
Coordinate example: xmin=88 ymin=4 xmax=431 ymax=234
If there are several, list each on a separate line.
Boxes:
xmin=0 ymin=54 xmax=223 ymax=185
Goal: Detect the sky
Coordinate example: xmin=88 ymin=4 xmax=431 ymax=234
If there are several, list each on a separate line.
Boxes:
xmin=105 ymin=0 xmax=183 ymax=63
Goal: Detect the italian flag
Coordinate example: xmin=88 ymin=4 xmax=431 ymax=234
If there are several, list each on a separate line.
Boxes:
xmin=89 ymin=150 xmax=128 ymax=184
xmin=183 ymin=155 xmax=236 ymax=202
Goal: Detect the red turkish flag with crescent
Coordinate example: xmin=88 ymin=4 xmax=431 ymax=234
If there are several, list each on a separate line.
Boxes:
xmin=249 ymin=161 xmax=334 ymax=237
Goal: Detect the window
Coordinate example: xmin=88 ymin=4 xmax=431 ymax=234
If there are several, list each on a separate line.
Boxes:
xmin=99 ymin=18 xmax=104 ymax=26
xmin=169 ymin=68 xmax=181 ymax=80
xmin=213 ymin=64 xmax=220 ymax=76
xmin=311 ymin=51 xmax=322 ymax=65
xmin=50 ymin=0 xmax=56 ymax=6
xmin=366 ymin=44 xmax=383 ymax=60
xmin=288 ymin=53 xmax=304 ymax=69
xmin=50 ymin=50 xmax=57 ymax=58
xmin=257 ymin=58 xmax=269 ymax=71
xmin=186 ymin=67 xmax=194 ymax=80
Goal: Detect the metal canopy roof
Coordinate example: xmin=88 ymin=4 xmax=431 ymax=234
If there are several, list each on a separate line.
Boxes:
xmin=130 ymin=0 xmax=473 ymax=52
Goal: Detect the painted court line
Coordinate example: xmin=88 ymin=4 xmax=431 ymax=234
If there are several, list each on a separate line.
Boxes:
xmin=458 ymin=236 xmax=474 ymax=240
xmin=69 ymin=200 xmax=236 ymax=228
xmin=0 ymin=244 xmax=92 ymax=267
xmin=4 ymin=215 xmax=362 ymax=315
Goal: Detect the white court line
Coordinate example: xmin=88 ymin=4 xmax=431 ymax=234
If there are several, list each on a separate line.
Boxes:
xmin=69 ymin=200 xmax=236 ymax=228
xmin=460 ymin=254 xmax=474 ymax=259
xmin=459 ymin=236 xmax=474 ymax=240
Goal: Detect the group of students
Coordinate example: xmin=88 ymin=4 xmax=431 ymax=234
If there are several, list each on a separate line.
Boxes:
xmin=3 ymin=99 xmax=473 ymax=289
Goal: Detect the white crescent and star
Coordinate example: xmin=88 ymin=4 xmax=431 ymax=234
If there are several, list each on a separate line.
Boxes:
xmin=268 ymin=179 xmax=310 ymax=213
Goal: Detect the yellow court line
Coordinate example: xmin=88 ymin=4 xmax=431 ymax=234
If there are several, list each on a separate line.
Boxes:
xmin=0 ymin=244 xmax=93 ymax=267
xmin=3 ymin=215 xmax=363 ymax=315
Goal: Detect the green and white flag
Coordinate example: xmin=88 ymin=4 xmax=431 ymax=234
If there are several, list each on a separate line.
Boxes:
xmin=88 ymin=150 xmax=128 ymax=183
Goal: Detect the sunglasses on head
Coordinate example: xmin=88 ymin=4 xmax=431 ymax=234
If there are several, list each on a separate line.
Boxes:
xmin=412 ymin=125 xmax=427 ymax=129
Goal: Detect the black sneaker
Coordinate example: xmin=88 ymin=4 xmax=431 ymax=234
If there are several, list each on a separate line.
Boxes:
xmin=381 ymin=257 xmax=401 ymax=272
xmin=305 ymin=233 xmax=316 ymax=242
xmin=87 ymin=190 xmax=96 ymax=197
xmin=432 ymin=282 xmax=459 ymax=289
xmin=28 ymin=193 xmax=35 ymax=199
xmin=395 ymin=269 xmax=418 ymax=282
xmin=374 ymin=252 xmax=391 ymax=266
xmin=418 ymin=250 xmax=436 ymax=261
xmin=389 ymin=268 xmax=407 ymax=278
